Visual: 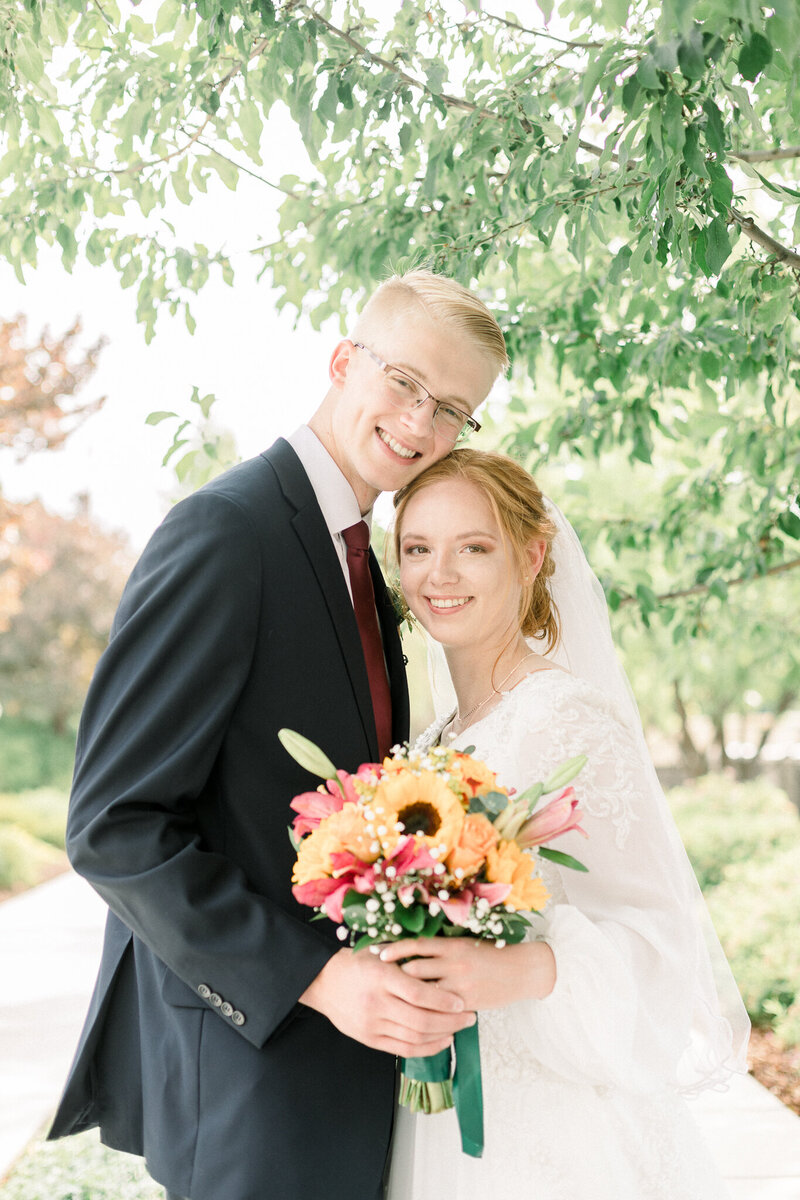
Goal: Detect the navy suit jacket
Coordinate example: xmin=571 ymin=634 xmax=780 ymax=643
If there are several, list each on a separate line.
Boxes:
xmin=49 ymin=440 xmax=409 ymax=1200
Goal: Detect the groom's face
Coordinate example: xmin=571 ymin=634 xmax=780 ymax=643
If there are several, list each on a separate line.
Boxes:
xmin=325 ymin=312 xmax=496 ymax=510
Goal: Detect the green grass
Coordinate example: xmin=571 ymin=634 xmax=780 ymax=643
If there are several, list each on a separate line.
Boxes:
xmin=1 ymin=1129 xmax=164 ymax=1199
xmin=0 ymin=719 xmax=75 ymax=793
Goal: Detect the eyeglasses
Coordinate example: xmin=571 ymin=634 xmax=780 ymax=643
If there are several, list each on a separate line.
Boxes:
xmin=353 ymin=342 xmax=481 ymax=444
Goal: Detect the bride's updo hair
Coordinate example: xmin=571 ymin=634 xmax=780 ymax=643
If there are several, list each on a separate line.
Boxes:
xmin=393 ymin=449 xmax=560 ymax=652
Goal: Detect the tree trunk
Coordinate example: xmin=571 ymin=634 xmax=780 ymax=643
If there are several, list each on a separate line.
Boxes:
xmin=672 ymin=680 xmax=709 ymax=777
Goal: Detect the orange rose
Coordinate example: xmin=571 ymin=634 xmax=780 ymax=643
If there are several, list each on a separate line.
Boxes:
xmin=485 ymin=840 xmax=550 ymax=912
xmin=292 ymin=805 xmax=377 ymax=885
xmin=446 ymin=812 xmax=499 ymax=879
xmin=450 ymin=753 xmax=508 ymax=801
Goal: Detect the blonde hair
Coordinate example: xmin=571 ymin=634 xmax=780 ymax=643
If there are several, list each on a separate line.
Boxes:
xmin=393 ymin=449 xmax=559 ymax=652
xmin=353 ymin=269 xmax=509 ymax=376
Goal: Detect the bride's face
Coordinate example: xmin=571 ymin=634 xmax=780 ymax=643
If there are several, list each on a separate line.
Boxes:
xmin=398 ymin=478 xmax=527 ymax=651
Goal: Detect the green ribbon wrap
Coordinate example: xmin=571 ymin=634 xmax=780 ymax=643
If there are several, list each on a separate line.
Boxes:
xmin=399 ymin=1019 xmax=484 ymax=1157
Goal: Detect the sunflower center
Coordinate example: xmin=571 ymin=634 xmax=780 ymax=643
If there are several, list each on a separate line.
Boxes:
xmin=398 ymin=801 xmax=442 ymax=837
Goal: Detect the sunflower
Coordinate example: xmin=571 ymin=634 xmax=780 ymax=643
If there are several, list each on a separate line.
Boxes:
xmin=372 ymin=770 xmax=466 ymax=859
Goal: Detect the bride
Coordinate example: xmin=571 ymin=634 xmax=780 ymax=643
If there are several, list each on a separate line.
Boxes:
xmin=383 ymin=449 xmax=749 ymax=1200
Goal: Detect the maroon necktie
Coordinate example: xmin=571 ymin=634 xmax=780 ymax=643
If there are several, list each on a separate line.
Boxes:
xmin=342 ymin=521 xmax=393 ymax=760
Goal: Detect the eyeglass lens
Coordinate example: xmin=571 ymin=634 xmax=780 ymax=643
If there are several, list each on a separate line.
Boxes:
xmin=383 ymin=369 xmax=470 ymax=442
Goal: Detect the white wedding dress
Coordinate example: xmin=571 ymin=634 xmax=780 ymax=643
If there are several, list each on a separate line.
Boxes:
xmin=386 ymin=669 xmax=735 ymax=1200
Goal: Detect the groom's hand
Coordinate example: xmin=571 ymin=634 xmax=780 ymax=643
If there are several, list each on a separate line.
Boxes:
xmin=299 ymin=948 xmax=476 ymax=1057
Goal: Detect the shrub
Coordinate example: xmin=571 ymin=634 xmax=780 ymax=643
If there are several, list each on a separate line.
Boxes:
xmin=668 ymin=774 xmax=800 ymax=890
xmin=0 ymin=787 xmax=68 ymax=847
xmin=0 ymin=824 xmax=64 ymax=891
xmin=705 ymin=846 xmax=800 ymax=1029
xmin=0 ymin=716 xmax=75 ymax=791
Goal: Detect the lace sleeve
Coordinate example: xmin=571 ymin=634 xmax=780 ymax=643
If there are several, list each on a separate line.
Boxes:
xmin=495 ymin=675 xmax=718 ymax=1094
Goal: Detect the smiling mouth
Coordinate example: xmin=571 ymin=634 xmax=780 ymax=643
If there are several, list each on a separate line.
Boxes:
xmin=377 ymin=427 xmax=420 ymax=460
xmin=427 ymin=597 xmax=472 ymax=610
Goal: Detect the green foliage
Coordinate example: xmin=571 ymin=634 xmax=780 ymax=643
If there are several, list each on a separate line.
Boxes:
xmin=670 ymin=774 xmax=800 ymax=889
xmin=0 ymin=786 xmax=68 ymax=847
xmin=669 ymin=774 xmax=800 ymax=1037
xmin=1 ymin=1 xmax=799 ymax=625
xmin=0 ymin=822 xmax=62 ymax=890
xmin=0 ymin=716 xmax=76 ymax=791
xmin=0 ymin=1126 xmax=162 ymax=1200
xmin=707 ymin=846 xmax=800 ymax=1032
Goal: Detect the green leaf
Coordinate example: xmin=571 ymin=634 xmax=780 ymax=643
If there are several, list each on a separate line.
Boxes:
xmin=707 ymin=161 xmax=733 ymax=212
xmin=468 ymin=789 xmax=509 ymax=817
xmin=397 ymin=905 xmax=426 ymax=933
xmin=677 ymin=28 xmax=705 ymax=80
xmin=705 ymin=216 xmax=732 ymax=275
xmin=702 ymin=99 xmax=726 ymax=157
xmin=636 ymin=55 xmax=662 ymax=91
xmin=14 ymin=40 xmax=44 ymax=83
xmin=281 ymin=25 xmax=305 ymax=71
xmin=538 ymin=847 xmax=589 ymax=872
xmin=277 ymin=728 xmax=339 ymax=780
xmin=661 ymin=89 xmax=685 ymax=153
xmin=55 ymin=222 xmax=77 ymax=270
xmin=738 ymin=31 xmax=773 ymax=82
xmin=145 ymin=410 xmax=179 ymax=425
xmin=682 ymin=122 xmax=708 ymax=178
xmin=777 ymin=510 xmax=800 ymax=540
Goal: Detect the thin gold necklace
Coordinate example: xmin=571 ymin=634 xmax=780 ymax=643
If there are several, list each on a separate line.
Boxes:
xmin=447 ymin=650 xmax=538 ymax=737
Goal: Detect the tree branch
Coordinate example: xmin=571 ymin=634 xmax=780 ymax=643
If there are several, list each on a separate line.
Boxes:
xmin=473 ymin=11 xmax=603 ymax=50
xmin=304 ymin=6 xmax=496 ymax=118
xmin=617 ymin=556 xmax=800 ymax=608
xmin=729 ymin=207 xmax=800 ymax=269
xmin=732 ymin=145 xmax=800 ymax=163
xmin=194 ymin=138 xmax=301 ymax=196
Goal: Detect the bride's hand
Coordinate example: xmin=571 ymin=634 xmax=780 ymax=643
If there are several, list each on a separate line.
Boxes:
xmin=379 ymin=938 xmax=557 ymax=1010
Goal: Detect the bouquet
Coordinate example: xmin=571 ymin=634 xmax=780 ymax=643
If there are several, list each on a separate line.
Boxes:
xmin=280 ymin=729 xmax=588 ymax=1157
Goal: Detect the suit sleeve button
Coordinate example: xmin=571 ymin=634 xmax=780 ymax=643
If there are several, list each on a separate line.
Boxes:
xmin=209 ymin=992 xmax=223 ymax=1007
xmin=197 ymin=984 xmax=211 ymax=999
xmin=221 ymin=1002 xmax=233 ymax=1017
xmin=231 ymin=1010 xmax=246 ymax=1026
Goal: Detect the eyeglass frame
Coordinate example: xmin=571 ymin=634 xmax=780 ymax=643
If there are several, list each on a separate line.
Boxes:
xmin=352 ymin=341 xmax=482 ymax=443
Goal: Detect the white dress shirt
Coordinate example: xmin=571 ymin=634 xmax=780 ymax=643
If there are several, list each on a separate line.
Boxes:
xmin=286 ymin=425 xmax=372 ymax=602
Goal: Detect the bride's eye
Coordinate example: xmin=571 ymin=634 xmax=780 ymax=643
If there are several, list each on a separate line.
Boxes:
xmin=402 ymin=543 xmax=428 ymax=556
xmin=463 ymin=544 xmax=487 ymax=553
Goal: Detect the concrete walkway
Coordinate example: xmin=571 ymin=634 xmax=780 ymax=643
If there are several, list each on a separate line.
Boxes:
xmin=1 ymin=872 xmax=799 ymax=1196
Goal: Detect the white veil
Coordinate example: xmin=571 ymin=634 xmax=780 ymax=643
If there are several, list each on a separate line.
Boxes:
xmin=426 ymin=497 xmax=750 ymax=1093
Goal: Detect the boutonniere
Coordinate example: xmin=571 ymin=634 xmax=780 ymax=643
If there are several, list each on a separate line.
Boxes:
xmin=388 ymin=580 xmax=415 ymax=636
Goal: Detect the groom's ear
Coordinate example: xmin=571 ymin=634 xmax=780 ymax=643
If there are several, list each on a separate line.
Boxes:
xmin=329 ymin=339 xmax=356 ymax=388
xmin=527 ymin=538 xmax=547 ymax=579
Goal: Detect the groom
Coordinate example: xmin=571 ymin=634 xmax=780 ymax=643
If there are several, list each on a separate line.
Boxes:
xmin=48 ymin=270 xmax=508 ymax=1199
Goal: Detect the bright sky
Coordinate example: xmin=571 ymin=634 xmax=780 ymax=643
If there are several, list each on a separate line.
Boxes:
xmin=0 ymin=98 xmax=348 ymax=549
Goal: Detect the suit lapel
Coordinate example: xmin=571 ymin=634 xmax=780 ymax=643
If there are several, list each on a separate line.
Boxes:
xmin=263 ymin=440 xmax=380 ymax=759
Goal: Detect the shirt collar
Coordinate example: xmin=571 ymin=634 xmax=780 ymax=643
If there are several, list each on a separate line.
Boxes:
xmin=286 ymin=425 xmax=371 ymax=537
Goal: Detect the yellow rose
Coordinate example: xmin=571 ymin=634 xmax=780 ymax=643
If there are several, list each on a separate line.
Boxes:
xmin=446 ymin=812 xmax=499 ymax=879
xmin=485 ymin=840 xmax=550 ymax=912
